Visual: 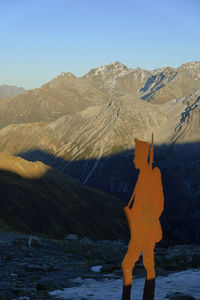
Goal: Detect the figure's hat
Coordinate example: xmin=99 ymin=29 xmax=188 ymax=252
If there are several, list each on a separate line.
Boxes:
xmin=134 ymin=133 xmax=154 ymax=166
xmin=134 ymin=138 xmax=149 ymax=159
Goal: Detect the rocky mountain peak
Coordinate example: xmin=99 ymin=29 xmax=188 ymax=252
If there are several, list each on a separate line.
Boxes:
xmin=84 ymin=61 xmax=131 ymax=81
xmin=179 ymin=61 xmax=200 ymax=71
xmin=177 ymin=61 xmax=200 ymax=82
xmin=94 ymin=61 xmax=129 ymax=77
xmin=152 ymin=66 xmax=176 ymax=74
xmin=41 ymin=72 xmax=77 ymax=89
xmin=58 ymin=72 xmax=76 ymax=78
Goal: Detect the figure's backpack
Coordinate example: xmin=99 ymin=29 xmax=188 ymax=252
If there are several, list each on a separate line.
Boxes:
xmin=150 ymin=166 xmax=164 ymax=218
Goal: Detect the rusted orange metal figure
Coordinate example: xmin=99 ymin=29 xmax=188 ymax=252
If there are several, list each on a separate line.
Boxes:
xmin=121 ymin=135 xmax=164 ymax=300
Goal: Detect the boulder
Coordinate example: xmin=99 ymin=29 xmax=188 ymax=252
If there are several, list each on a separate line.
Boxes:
xmin=36 ymin=279 xmax=59 ymax=291
xmin=165 ymin=291 xmax=196 ymax=299
xmin=64 ymin=234 xmax=79 ymax=241
xmin=28 ymin=235 xmax=42 ymax=247
xmin=192 ymin=254 xmax=200 ymax=268
xmin=80 ymin=237 xmax=93 ymax=245
xmin=101 ymin=263 xmax=121 ymax=273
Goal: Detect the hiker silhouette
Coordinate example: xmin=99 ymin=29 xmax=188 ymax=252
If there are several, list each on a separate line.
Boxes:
xmin=121 ymin=135 xmax=164 ymax=300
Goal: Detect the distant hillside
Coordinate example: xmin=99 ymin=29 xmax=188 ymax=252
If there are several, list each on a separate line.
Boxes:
xmin=0 ymin=84 xmax=25 ymax=99
xmin=0 ymin=73 xmax=110 ymax=128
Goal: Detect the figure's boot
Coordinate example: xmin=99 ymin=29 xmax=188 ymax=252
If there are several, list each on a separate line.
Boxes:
xmin=142 ymin=278 xmax=155 ymax=300
xmin=121 ymin=284 xmax=132 ymax=300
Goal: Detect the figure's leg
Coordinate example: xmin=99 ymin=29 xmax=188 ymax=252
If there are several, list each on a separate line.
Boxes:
xmin=142 ymin=244 xmax=156 ymax=300
xmin=121 ymin=243 xmax=141 ymax=300
xmin=142 ymin=244 xmax=155 ymax=280
xmin=142 ymin=279 xmax=155 ymax=300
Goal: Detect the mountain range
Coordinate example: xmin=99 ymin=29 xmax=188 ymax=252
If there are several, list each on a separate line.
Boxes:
xmin=0 ymin=61 xmax=200 ymax=243
xmin=0 ymin=61 xmax=199 ymax=146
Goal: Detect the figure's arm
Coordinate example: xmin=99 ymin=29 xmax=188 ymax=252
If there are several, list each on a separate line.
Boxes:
xmin=125 ymin=177 xmax=138 ymax=209
xmin=126 ymin=191 xmax=135 ymax=209
xmin=123 ymin=191 xmax=135 ymax=226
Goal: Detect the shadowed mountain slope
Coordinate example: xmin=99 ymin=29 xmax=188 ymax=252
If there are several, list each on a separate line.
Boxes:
xmin=0 ymin=153 xmax=127 ymax=240
xmin=17 ymin=141 xmax=200 ymax=244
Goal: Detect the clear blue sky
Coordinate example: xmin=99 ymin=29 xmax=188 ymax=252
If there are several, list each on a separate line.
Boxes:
xmin=0 ymin=0 xmax=199 ymax=90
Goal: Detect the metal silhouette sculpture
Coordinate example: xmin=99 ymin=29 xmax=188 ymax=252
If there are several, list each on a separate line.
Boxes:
xmin=121 ymin=134 xmax=164 ymax=300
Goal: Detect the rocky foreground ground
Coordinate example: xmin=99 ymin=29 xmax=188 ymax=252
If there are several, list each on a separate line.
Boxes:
xmin=0 ymin=231 xmax=200 ymax=300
